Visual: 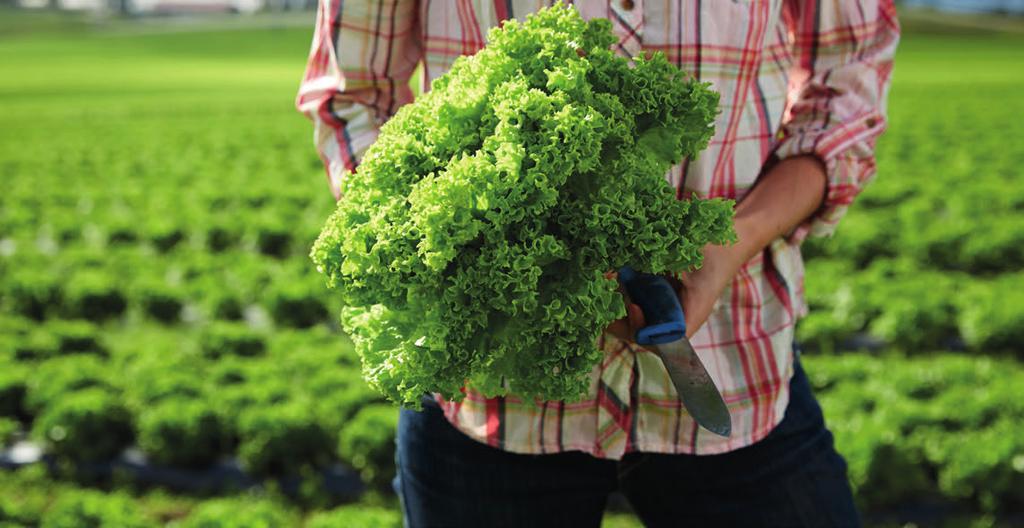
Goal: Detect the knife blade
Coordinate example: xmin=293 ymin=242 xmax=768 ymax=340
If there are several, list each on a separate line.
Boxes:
xmin=651 ymin=338 xmax=732 ymax=437
xmin=617 ymin=266 xmax=732 ymax=437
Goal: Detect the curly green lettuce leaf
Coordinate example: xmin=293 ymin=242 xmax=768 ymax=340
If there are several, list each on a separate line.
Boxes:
xmin=312 ymin=4 xmax=735 ymax=406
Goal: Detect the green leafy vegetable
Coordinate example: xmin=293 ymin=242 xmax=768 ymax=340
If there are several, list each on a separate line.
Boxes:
xmin=312 ymin=5 xmax=735 ymax=405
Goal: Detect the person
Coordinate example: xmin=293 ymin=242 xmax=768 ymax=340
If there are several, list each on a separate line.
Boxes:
xmin=297 ymin=1 xmax=899 ymax=526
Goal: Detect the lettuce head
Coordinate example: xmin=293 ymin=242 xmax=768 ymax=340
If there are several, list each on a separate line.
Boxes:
xmin=312 ymin=4 xmax=735 ymax=406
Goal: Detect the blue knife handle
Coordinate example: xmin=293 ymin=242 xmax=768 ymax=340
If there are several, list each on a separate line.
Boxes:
xmin=617 ymin=266 xmax=687 ymax=345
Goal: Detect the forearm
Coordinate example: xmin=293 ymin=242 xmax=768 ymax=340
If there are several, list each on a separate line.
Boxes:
xmin=613 ymin=155 xmax=828 ymax=339
xmin=672 ymin=155 xmax=826 ymax=336
xmin=719 ymin=155 xmax=827 ymax=264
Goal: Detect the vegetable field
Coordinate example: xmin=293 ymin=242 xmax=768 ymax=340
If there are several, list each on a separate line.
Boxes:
xmin=1 ymin=7 xmax=1023 ymax=527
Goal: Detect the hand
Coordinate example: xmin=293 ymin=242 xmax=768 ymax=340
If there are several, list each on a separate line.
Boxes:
xmin=603 ymin=254 xmax=739 ymax=342
xmin=674 ymin=243 xmax=748 ymax=339
xmin=676 ymin=155 xmax=830 ymax=337
xmin=605 ymin=296 xmax=646 ymax=342
xmin=605 ymin=154 xmax=830 ymax=342
xmin=603 ymin=271 xmax=646 ymax=341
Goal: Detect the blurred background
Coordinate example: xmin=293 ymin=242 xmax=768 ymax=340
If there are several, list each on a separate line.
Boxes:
xmin=0 ymin=0 xmax=1022 ymax=527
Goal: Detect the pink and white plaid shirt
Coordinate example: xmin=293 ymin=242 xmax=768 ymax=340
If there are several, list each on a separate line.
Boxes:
xmin=297 ymin=0 xmax=898 ymax=458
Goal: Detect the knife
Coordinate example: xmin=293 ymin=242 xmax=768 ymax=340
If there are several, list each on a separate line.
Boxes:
xmin=617 ymin=266 xmax=732 ymax=437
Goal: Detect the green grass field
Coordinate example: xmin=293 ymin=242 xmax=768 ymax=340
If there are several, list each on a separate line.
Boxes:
xmin=1 ymin=6 xmax=1024 ymax=527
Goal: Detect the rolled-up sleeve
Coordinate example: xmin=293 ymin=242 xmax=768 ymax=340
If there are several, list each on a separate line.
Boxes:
xmin=775 ymin=0 xmax=900 ymax=240
xmin=296 ymin=0 xmax=422 ymax=200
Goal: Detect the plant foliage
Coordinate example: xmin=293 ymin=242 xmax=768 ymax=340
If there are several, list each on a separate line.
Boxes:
xmin=306 ymin=505 xmax=402 ymax=528
xmin=40 ymin=490 xmax=153 ymax=528
xmin=336 ymin=404 xmax=398 ymax=489
xmin=312 ymin=5 xmax=734 ymax=405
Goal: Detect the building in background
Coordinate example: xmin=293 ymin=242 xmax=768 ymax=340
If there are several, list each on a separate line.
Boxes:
xmin=15 ymin=0 xmax=308 ymax=14
xmin=904 ymin=0 xmax=1024 ymax=13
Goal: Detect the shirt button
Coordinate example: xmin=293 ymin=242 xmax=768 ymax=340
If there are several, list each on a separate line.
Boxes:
xmin=621 ymin=0 xmax=635 ymax=10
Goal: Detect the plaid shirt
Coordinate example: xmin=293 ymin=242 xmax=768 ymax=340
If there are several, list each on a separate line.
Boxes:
xmin=297 ymin=0 xmax=899 ymax=458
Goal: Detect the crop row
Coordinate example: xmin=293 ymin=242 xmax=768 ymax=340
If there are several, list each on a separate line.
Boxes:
xmin=805 ymin=166 xmax=1024 ymax=277
xmin=4 ymin=316 xmax=1022 ymax=517
xmin=1 ymin=202 xmax=327 ymax=261
xmin=0 ymin=247 xmax=336 ymax=329
xmin=0 ymin=467 xmax=402 ymax=528
xmin=799 ymin=260 xmax=1024 ymax=353
xmin=797 ymin=80 xmax=1024 ymax=353
xmin=3 ymin=241 xmax=1022 ymax=358
xmin=0 ymin=320 xmax=398 ymax=491
xmin=806 ymin=353 xmax=1024 ymax=514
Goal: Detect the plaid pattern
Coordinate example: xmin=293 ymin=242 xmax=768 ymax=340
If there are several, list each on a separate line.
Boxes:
xmin=297 ymin=0 xmax=899 ymax=458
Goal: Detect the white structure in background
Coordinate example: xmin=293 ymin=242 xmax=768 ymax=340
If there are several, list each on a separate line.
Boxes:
xmin=134 ymin=0 xmax=262 ymax=14
xmin=904 ymin=0 xmax=1024 ymax=13
xmin=18 ymin=0 xmax=263 ymax=14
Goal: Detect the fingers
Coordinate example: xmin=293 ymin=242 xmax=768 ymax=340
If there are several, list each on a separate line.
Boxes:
xmin=626 ymin=302 xmax=645 ymax=331
xmin=604 ymin=303 xmax=645 ymax=343
xmin=605 ymin=318 xmax=631 ymax=341
xmin=605 ymin=271 xmax=647 ymax=342
xmin=677 ymin=280 xmax=712 ymax=339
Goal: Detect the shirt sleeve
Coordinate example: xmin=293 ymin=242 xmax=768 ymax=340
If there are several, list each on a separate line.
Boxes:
xmin=775 ymin=0 xmax=900 ymax=240
xmin=296 ymin=0 xmax=422 ymax=200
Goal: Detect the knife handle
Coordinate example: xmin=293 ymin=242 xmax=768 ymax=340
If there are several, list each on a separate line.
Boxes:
xmin=617 ymin=266 xmax=687 ymax=345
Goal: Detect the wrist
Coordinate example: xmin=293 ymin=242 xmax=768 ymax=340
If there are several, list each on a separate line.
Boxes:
xmin=696 ymin=240 xmax=747 ymax=289
xmin=695 ymin=201 xmax=771 ymax=283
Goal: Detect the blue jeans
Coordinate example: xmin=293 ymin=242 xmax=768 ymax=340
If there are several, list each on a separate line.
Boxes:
xmin=395 ymin=358 xmax=860 ymax=527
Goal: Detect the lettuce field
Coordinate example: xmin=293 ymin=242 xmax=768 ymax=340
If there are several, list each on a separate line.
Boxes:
xmin=1 ymin=7 xmax=1023 ymax=527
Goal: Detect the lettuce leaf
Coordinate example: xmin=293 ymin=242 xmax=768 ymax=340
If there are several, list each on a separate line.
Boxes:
xmin=312 ymin=4 xmax=735 ymax=406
